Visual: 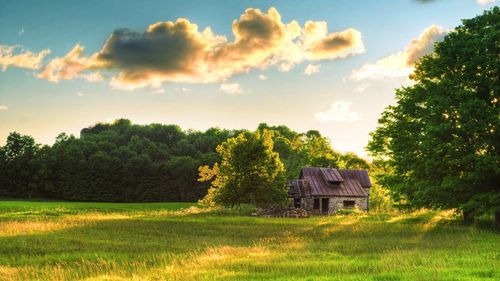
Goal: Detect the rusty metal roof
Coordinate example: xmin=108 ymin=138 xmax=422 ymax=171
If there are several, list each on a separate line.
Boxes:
xmin=294 ymin=167 xmax=371 ymax=197
xmin=319 ymin=167 xmax=344 ymax=183
xmin=339 ymin=169 xmax=371 ymax=188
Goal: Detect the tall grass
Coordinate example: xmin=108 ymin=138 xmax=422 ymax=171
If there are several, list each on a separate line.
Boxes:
xmin=0 ymin=201 xmax=498 ymax=281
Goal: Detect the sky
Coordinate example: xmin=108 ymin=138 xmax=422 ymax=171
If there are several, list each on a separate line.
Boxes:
xmin=0 ymin=0 xmax=497 ymax=157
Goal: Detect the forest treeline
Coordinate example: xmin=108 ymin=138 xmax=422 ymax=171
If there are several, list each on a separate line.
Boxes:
xmin=0 ymin=119 xmax=373 ymax=202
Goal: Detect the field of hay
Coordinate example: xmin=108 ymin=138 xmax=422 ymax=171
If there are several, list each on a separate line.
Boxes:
xmin=0 ymin=201 xmax=498 ymax=281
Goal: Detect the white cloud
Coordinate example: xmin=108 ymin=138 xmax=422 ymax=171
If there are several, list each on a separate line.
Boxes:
xmin=304 ymin=64 xmax=321 ymax=75
xmin=0 ymin=105 xmax=8 ymax=111
xmin=354 ymin=82 xmax=370 ymax=93
xmin=0 ymin=45 xmax=50 ymax=71
xmin=76 ymin=92 xmax=84 ymax=96
xmin=350 ymin=25 xmax=447 ymax=81
xmin=36 ymin=44 xmax=102 ymax=83
xmin=219 ymin=83 xmax=243 ymax=95
xmin=315 ymin=101 xmax=362 ymax=122
xmin=151 ymin=88 xmax=166 ymax=94
xmin=36 ymin=7 xmax=365 ymax=90
xmin=258 ymin=74 xmax=268 ymax=80
xmin=477 ymin=0 xmax=496 ymax=5
xmin=18 ymin=28 xmax=25 ymax=36
xmin=81 ymin=72 xmax=103 ymax=82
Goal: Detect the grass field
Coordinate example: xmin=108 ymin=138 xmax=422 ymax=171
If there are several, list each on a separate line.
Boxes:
xmin=0 ymin=201 xmax=498 ymax=281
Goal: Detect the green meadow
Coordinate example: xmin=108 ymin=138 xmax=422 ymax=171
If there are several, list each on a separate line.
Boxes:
xmin=0 ymin=201 xmax=498 ymax=281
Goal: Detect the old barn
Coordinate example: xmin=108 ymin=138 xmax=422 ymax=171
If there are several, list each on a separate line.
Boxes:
xmin=287 ymin=167 xmax=371 ymax=214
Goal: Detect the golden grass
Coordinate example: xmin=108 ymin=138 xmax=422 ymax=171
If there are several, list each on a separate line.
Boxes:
xmin=0 ymin=206 xmax=211 ymax=237
xmin=0 ymin=213 xmax=130 ymax=237
xmin=0 ymin=205 xmax=498 ymax=281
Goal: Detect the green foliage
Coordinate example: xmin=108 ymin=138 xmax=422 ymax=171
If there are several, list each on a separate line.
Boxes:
xmin=365 ymin=160 xmax=394 ymax=212
xmin=368 ymin=8 xmax=500 ymax=216
xmin=200 ymin=130 xmax=287 ymax=208
xmin=257 ymin=123 xmax=347 ymax=179
xmin=0 ymin=132 xmax=43 ymax=198
xmin=1 ymin=120 xmax=372 ymax=203
xmin=1 ymin=120 xmax=239 ymax=202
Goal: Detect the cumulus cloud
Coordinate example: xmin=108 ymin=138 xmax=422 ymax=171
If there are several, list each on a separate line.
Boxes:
xmin=315 ymin=101 xmax=362 ymax=122
xmin=36 ymin=44 xmax=103 ymax=83
xmin=36 ymin=7 xmax=365 ymax=89
xmin=0 ymin=105 xmax=8 ymax=111
xmin=477 ymin=0 xmax=496 ymax=5
xmin=0 ymin=45 xmax=50 ymax=71
xmin=219 ymin=83 xmax=244 ymax=94
xmin=302 ymin=22 xmax=365 ymax=60
xmin=350 ymin=25 xmax=447 ymax=81
xmin=304 ymin=64 xmax=320 ymax=75
xmin=258 ymin=74 xmax=268 ymax=80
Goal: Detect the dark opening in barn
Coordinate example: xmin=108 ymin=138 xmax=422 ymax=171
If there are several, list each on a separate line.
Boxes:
xmin=321 ymin=198 xmax=329 ymax=214
xmin=294 ymin=198 xmax=301 ymax=208
xmin=313 ymin=198 xmax=320 ymax=210
xmin=343 ymin=200 xmax=355 ymax=208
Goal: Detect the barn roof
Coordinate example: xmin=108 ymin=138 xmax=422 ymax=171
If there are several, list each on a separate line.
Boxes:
xmin=288 ymin=167 xmax=371 ymax=198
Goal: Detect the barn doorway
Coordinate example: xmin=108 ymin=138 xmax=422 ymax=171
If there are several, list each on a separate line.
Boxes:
xmin=321 ymin=198 xmax=329 ymax=214
xmin=313 ymin=198 xmax=320 ymax=210
xmin=293 ymin=198 xmax=301 ymax=208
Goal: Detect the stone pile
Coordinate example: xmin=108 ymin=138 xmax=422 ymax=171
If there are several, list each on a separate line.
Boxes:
xmin=258 ymin=206 xmax=309 ymax=218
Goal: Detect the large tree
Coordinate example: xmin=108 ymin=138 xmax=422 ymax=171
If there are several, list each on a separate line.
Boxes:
xmin=0 ymin=132 xmax=42 ymax=198
xmin=199 ymin=130 xmax=287 ymax=208
xmin=368 ymin=8 xmax=499 ymax=223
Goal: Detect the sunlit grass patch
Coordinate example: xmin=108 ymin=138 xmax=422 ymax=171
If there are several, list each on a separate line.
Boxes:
xmin=166 ymin=245 xmax=273 ymax=280
xmin=0 ymin=202 xmax=498 ymax=281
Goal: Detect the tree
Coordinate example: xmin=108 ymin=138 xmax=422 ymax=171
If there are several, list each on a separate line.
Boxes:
xmin=368 ymin=8 xmax=500 ymax=223
xmin=0 ymin=132 xmax=42 ymax=198
xmin=199 ymin=130 xmax=287 ymax=208
xmin=337 ymin=152 xmax=370 ymax=170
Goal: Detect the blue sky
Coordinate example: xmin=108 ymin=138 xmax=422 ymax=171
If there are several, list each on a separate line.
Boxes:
xmin=0 ymin=0 xmax=496 ymax=156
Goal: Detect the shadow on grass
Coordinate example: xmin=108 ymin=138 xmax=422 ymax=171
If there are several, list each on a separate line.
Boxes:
xmin=1 ymin=209 xmax=499 ymax=281
xmin=0 ymin=211 xmax=312 ymax=267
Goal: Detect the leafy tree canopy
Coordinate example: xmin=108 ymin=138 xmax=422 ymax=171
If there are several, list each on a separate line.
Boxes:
xmin=1 ymin=120 xmax=372 ymax=203
xmin=368 ymin=8 xmax=500 ymax=217
xmin=199 ymin=130 xmax=287 ymax=208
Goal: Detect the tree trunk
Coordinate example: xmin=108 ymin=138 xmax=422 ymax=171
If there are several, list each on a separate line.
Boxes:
xmin=463 ymin=210 xmax=475 ymax=225
xmin=495 ymin=211 xmax=500 ymax=229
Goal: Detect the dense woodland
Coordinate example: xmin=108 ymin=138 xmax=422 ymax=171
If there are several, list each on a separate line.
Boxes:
xmin=0 ymin=120 xmax=371 ymax=202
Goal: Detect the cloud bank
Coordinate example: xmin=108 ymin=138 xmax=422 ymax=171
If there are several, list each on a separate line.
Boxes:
xmin=0 ymin=45 xmax=50 ymax=71
xmin=350 ymin=25 xmax=447 ymax=81
xmin=36 ymin=7 xmax=365 ymax=89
